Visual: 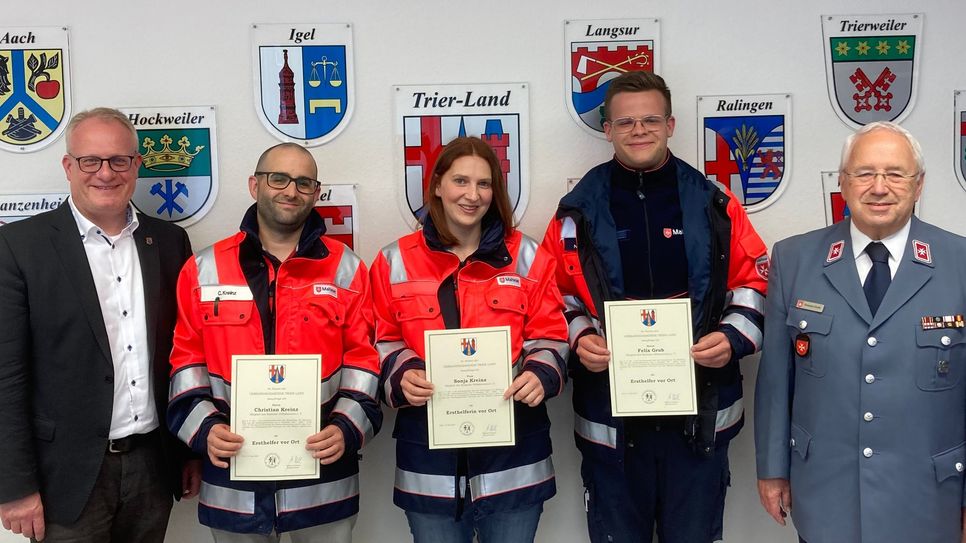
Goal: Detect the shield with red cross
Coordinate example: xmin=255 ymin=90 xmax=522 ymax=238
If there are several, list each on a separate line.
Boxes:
xmin=822 ymin=14 xmax=921 ymax=128
xmin=394 ymin=83 xmax=530 ymax=225
xmin=313 ymin=184 xmax=357 ymax=250
xmin=697 ymin=93 xmax=790 ymax=212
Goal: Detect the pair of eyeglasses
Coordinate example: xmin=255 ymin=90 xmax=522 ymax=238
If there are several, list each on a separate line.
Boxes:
xmin=606 ymin=114 xmax=670 ymax=134
xmin=70 ymin=155 xmax=136 ymax=173
xmin=843 ymin=170 xmax=921 ymax=185
xmin=254 ymin=171 xmax=321 ymax=195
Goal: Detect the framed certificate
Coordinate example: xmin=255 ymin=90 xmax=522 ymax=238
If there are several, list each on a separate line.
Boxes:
xmin=604 ymin=299 xmax=697 ymax=416
xmin=229 ymin=354 xmax=322 ymax=481
xmin=424 ymin=326 xmax=515 ymax=449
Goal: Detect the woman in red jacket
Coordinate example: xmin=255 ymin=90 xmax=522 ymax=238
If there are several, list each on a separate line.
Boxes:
xmin=370 ymin=137 xmax=569 ymax=543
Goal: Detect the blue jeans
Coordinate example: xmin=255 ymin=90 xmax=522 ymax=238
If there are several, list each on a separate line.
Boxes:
xmin=405 ymin=502 xmax=543 ymax=543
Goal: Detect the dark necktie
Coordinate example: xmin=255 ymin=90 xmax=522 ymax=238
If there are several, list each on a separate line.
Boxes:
xmin=863 ymin=241 xmax=891 ymax=315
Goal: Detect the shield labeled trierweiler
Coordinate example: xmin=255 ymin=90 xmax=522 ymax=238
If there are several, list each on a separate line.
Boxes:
xmin=697 ymin=93 xmax=790 ymax=212
xmin=120 ymin=106 xmax=219 ymax=227
xmin=954 ymin=90 xmax=966 ymax=194
xmin=252 ymin=23 xmax=353 ymax=146
xmin=0 ymin=26 xmax=71 ymax=153
xmin=565 ymin=18 xmax=659 ymax=138
xmin=393 ymin=83 xmax=530 ymax=226
xmin=822 ymin=14 xmax=922 ymax=128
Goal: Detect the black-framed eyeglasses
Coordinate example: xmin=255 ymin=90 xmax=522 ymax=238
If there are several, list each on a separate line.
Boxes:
xmin=606 ymin=114 xmax=670 ymax=134
xmin=254 ymin=171 xmax=321 ymax=195
xmin=70 ymin=154 xmax=137 ymax=173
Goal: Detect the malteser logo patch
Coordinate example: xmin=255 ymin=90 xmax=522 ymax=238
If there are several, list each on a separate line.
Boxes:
xmin=496 ymin=275 xmax=521 ymax=287
xmin=313 ymin=284 xmax=338 ymax=298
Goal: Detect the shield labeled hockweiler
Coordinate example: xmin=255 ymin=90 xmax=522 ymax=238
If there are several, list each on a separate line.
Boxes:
xmin=955 ymin=90 xmax=966 ymax=194
xmin=822 ymin=14 xmax=921 ymax=128
xmin=394 ymin=83 xmax=529 ymax=226
xmin=565 ymin=18 xmax=659 ymax=138
xmin=252 ymin=23 xmax=353 ymax=146
xmin=121 ymin=106 xmax=219 ymax=227
xmin=0 ymin=26 xmax=71 ymax=153
xmin=697 ymin=94 xmax=790 ymax=212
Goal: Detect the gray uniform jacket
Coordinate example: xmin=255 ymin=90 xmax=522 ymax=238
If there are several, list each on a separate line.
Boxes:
xmin=755 ymin=217 xmax=966 ymax=543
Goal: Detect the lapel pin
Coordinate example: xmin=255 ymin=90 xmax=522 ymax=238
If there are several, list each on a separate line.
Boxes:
xmin=145 ymin=237 xmax=153 ymax=246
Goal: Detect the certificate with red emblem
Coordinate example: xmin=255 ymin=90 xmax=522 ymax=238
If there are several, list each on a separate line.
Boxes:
xmin=425 ymin=326 xmax=515 ymax=449
xmin=230 ymin=354 xmax=322 ymax=481
xmin=604 ymin=299 xmax=697 ymax=416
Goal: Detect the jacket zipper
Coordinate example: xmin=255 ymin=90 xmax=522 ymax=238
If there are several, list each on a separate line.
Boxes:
xmin=638 ymin=171 xmax=655 ymax=298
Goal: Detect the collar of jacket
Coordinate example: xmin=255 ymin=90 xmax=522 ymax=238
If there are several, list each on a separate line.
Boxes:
xmin=238 ymin=203 xmax=329 ymax=261
xmin=611 ymin=153 xmax=678 ymax=191
xmin=421 ymin=213 xmax=512 ymax=268
xmin=557 ymin=154 xmax=724 ymax=324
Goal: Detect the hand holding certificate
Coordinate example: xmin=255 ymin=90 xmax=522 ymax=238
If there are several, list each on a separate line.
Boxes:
xmin=229 ymin=355 xmax=323 ymax=481
xmin=424 ymin=326 xmax=516 ymax=449
xmin=604 ymin=299 xmax=697 ymax=416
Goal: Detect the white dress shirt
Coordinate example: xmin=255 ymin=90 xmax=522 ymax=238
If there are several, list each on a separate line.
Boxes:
xmin=850 ymin=218 xmax=911 ymax=286
xmin=69 ymin=198 xmax=158 ymax=439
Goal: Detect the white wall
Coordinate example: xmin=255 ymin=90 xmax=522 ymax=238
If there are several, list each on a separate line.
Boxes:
xmin=3 ymin=0 xmax=965 ymax=541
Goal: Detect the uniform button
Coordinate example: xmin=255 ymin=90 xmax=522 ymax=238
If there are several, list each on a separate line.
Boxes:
xmin=863 ymin=412 xmax=874 ymax=422
xmin=105 ymin=375 xmax=113 ymax=384
xmin=863 ymin=447 xmax=874 ymax=458
xmin=867 ymin=336 xmax=877 ymax=347
xmin=790 ymin=438 xmax=796 ymax=447
xmin=942 ymin=336 xmax=952 ymax=346
xmin=865 ymin=374 xmax=875 ymax=384
xmin=956 ymin=462 xmax=964 ymax=473
xmin=799 ymin=320 xmax=807 ymax=330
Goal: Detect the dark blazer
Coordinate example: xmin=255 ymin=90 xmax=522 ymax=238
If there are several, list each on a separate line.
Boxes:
xmin=0 ymin=202 xmax=193 ymax=524
xmin=756 ymin=217 xmax=966 ymax=543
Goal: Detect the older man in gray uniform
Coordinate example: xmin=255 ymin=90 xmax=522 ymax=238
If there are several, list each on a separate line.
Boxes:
xmin=755 ymin=121 xmax=966 ymax=543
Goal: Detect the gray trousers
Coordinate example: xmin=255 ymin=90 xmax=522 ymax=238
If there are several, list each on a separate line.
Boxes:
xmin=211 ymin=515 xmax=357 ymax=543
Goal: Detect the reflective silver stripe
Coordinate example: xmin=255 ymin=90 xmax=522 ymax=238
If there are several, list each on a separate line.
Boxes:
xmin=574 ymin=413 xmax=617 ymax=449
xmin=561 ymin=217 xmax=577 ymax=240
xmin=333 ymin=397 xmax=374 ymax=445
xmin=568 ymin=315 xmax=594 ymax=345
xmin=177 ymin=401 xmax=218 ymax=445
xmin=376 ymin=340 xmax=406 ymax=363
xmin=515 ymin=235 xmax=539 ymax=278
xmin=523 ymin=339 xmax=564 ymax=352
xmin=210 ymin=375 xmax=230 ymax=404
xmin=341 ymin=367 xmax=379 ymax=399
xmin=526 ymin=348 xmax=565 ymax=372
xmin=194 ymin=245 xmax=219 ymax=286
xmin=200 ymin=481 xmax=255 ymax=514
xmin=382 ymin=241 xmax=408 ymax=285
xmin=334 ymin=247 xmax=361 ymax=289
xmin=721 ymin=312 xmax=763 ymax=350
xmin=727 ymin=287 xmax=765 ymax=314
xmin=395 ymin=468 xmax=464 ymax=499
xmin=276 ymin=475 xmax=359 ymax=512
xmin=321 ymin=369 xmax=342 ymax=406
xmin=382 ymin=348 xmax=418 ymax=407
xmin=715 ymin=397 xmax=744 ymax=432
xmin=562 ymin=295 xmax=586 ymax=313
xmin=169 ymin=365 xmax=211 ymax=401
xmin=524 ymin=350 xmax=564 ymax=394
xmin=469 ymin=456 xmax=554 ymax=500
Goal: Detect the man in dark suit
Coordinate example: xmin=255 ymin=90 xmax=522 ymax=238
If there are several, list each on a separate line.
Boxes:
xmin=756 ymin=121 xmax=966 ymax=542
xmin=0 ymin=108 xmax=201 ymax=542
